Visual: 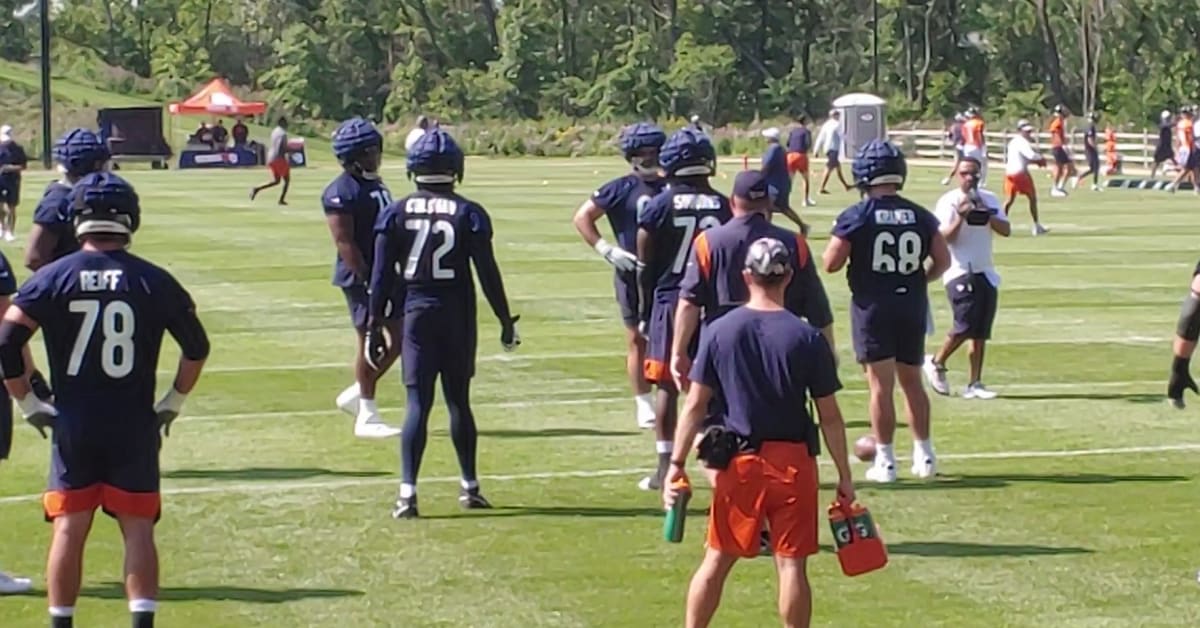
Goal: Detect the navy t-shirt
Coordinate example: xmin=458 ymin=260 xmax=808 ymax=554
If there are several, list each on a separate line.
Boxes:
xmin=680 ymin=213 xmax=832 ymax=328
xmin=638 ymin=181 xmax=731 ymax=292
xmin=690 ymin=307 xmax=841 ymax=444
xmin=1084 ymin=123 xmax=1098 ymax=154
xmin=321 ymin=172 xmax=393 ymax=288
xmin=832 ymin=195 xmax=939 ymax=302
xmin=762 ymin=143 xmax=789 ymax=196
xmin=0 ymin=141 xmax=27 ymax=187
xmin=14 ymin=250 xmax=196 ymax=428
xmin=591 ymin=174 xmax=664 ymax=253
xmin=33 ymin=181 xmax=81 ymax=261
xmin=787 ymin=127 xmax=811 ymax=153
xmin=0 ymin=250 xmax=16 ymax=296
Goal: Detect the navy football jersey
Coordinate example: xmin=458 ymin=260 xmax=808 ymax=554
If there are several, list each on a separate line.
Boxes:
xmin=0 ymin=141 xmax=26 ymax=185
xmin=832 ymin=195 xmax=940 ymax=300
xmin=33 ymin=181 xmax=81 ymax=261
xmin=0 ymin=249 xmax=16 ymax=296
xmin=322 ymin=172 xmax=393 ymax=288
xmin=592 ymin=175 xmax=664 ymax=252
xmin=14 ymin=250 xmax=197 ymax=427
xmin=638 ymin=181 xmax=732 ymax=292
xmin=1084 ymin=123 xmax=1098 ymax=153
xmin=375 ymin=190 xmax=496 ymax=305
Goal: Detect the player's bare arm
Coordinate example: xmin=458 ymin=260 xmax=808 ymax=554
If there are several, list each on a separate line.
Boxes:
xmin=814 ymin=394 xmax=855 ymax=504
xmin=822 ymin=235 xmax=852 ymax=273
xmin=365 ymin=231 xmax=401 ymax=367
xmin=989 ymin=212 xmax=1012 ymax=237
xmin=326 ymin=213 xmax=368 ymax=282
xmin=25 ymin=224 xmax=58 ymax=271
xmin=671 ymin=299 xmax=700 ymax=389
xmin=158 ymin=303 xmax=211 ymax=436
xmin=663 ymin=380 xmax=714 ymax=502
xmin=0 ymin=305 xmax=55 ymax=437
xmin=925 ymin=231 xmax=951 ymax=282
xmin=572 ymin=200 xmax=606 ymax=247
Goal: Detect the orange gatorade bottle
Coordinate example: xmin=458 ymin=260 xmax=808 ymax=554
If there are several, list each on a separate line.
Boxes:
xmin=828 ymin=500 xmax=889 ymax=576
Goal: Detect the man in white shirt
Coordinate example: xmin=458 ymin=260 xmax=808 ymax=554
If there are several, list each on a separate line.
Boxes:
xmin=404 ymin=115 xmax=429 ymax=151
xmin=250 ymin=117 xmax=291 ymax=205
xmin=924 ymin=157 xmax=1011 ymax=399
xmin=1002 ymin=120 xmax=1048 ymax=236
xmin=813 ymin=110 xmax=850 ymax=193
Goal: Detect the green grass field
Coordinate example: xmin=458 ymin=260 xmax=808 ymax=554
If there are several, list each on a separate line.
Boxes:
xmin=0 ymin=159 xmax=1198 ymax=627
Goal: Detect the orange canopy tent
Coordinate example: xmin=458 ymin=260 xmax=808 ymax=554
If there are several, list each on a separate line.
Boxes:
xmin=168 ymin=78 xmax=266 ymax=115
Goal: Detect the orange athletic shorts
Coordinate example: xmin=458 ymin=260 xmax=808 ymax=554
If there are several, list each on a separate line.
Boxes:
xmin=787 ymin=152 xmax=809 ymax=175
xmin=707 ymin=441 xmax=819 ymax=558
xmin=1004 ymin=171 xmax=1035 ymax=198
xmin=269 ymin=157 xmax=291 ymax=179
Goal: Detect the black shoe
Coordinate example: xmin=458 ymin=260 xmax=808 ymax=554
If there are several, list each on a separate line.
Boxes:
xmin=758 ymin=529 xmax=772 ymax=557
xmin=392 ymin=495 xmax=419 ymax=519
xmin=458 ymin=487 xmax=492 ymax=510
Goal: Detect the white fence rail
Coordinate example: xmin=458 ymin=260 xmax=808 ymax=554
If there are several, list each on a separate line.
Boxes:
xmin=888 ymin=128 xmax=1171 ymax=174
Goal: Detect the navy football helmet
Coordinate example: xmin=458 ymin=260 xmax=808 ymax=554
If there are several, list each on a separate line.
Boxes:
xmin=620 ymin=122 xmax=666 ymax=176
xmin=53 ymin=128 xmax=110 ymax=178
xmin=407 ymin=128 xmax=464 ymax=185
xmin=659 ymin=127 xmax=716 ymax=177
xmin=332 ymin=117 xmax=384 ymax=180
xmin=851 ymin=139 xmax=907 ymax=190
xmin=71 ymin=172 xmax=140 ymax=238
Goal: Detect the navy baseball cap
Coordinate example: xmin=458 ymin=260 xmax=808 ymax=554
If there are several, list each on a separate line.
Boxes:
xmin=744 ymin=237 xmax=790 ymax=277
xmin=732 ymin=170 xmax=771 ymax=201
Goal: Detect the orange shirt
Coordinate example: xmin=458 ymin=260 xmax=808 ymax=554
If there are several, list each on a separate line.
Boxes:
xmin=1104 ymin=127 xmax=1117 ymax=155
xmin=1178 ymin=119 xmax=1194 ymax=149
xmin=1049 ymin=118 xmax=1065 ymax=147
xmin=963 ymin=119 xmax=984 ymax=147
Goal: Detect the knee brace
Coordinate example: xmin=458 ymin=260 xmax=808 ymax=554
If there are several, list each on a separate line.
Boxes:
xmin=1176 ymin=292 xmax=1200 ymax=342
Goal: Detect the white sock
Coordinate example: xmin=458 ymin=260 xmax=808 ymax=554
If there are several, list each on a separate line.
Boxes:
xmin=914 ymin=439 xmax=934 ymax=460
xmin=461 ymin=479 xmax=479 ymax=491
xmin=359 ymin=398 xmax=378 ymax=415
xmin=654 ymin=440 xmax=673 ymax=455
xmin=49 ymin=606 xmax=74 ymax=617
xmin=875 ymin=443 xmax=895 ymax=466
xmin=399 ymin=483 xmax=416 ymax=498
xmin=635 ymin=393 xmax=653 ymax=408
xmin=339 ymin=382 xmax=360 ymax=398
xmin=129 ymin=599 xmax=157 ymax=613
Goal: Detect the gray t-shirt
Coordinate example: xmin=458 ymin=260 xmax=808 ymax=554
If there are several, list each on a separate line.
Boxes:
xmin=268 ymin=127 xmax=287 ymax=161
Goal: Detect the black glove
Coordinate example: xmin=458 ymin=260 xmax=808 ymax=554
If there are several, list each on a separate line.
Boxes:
xmin=364 ymin=325 xmax=390 ymax=370
xmin=29 ymin=370 xmax=54 ymax=402
xmin=501 ymin=315 xmax=521 ymax=352
xmin=1168 ymin=358 xmax=1198 ymax=408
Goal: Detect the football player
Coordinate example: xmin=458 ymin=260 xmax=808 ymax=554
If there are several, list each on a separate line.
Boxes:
xmin=322 ymin=118 xmax=403 ymax=439
xmin=368 ymin=129 xmax=520 ymax=518
xmin=822 ymin=140 xmax=951 ymax=482
xmin=961 ymin=107 xmax=988 ymax=185
xmin=1168 ymin=107 xmax=1200 ymax=195
xmin=760 ymin=127 xmax=808 ymax=232
xmin=785 ymin=115 xmax=816 ymax=207
xmin=940 ymin=113 xmax=966 ymax=186
xmin=0 ymin=244 xmax=30 ymax=595
xmin=636 ymin=128 xmax=731 ymax=490
xmin=28 ymin=129 xmax=111 ymax=271
xmin=0 ymin=125 xmax=27 ymax=242
xmin=1072 ymin=112 xmax=1102 ymax=192
xmin=1048 ymin=105 xmax=1075 ymax=197
xmin=0 ymin=172 xmax=210 ymax=628
xmin=1151 ymin=110 xmax=1176 ymax=179
xmin=1167 ymin=264 xmax=1200 ymax=408
xmin=571 ymin=123 xmax=666 ymax=430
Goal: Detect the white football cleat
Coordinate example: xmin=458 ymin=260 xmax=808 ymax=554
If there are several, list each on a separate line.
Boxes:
xmin=940 ymin=177 xmax=951 ymax=186
xmin=637 ymin=475 xmax=662 ymax=491
xmin=0 ymin=571 xmax=32 ymax=594
xmin=864 ymin=462 xmax=896 ymax=483
xmin=1050 ymin=187 xmax=1067 ymax=197
xmin=335 ymin=383 xmax=360 ymax=417
xmin=354 ymin=411 xmax=401 ymax=439
xmin=911 ymin=455 xmax=937 ymax=479
xmin=1090 ymin=184 xmax=1102 ymax=192
xmin=1032 ymin=223 xmax=1048 ymax=237
xmin=963 ymin=382 xmax=998 ymax=400
xmin=923 ymin=355 xmax=950 ymax=396
xmin=1070 ymin=176 xmax=1080 ymax=189
xmin=804 ymin=197 xmax=816 ymax=207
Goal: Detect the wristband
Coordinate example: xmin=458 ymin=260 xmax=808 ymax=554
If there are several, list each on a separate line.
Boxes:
xmin=593 ymin=238 xmax=612 ymax=256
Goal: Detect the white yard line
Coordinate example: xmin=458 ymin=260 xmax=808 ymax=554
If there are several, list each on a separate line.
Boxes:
xmin=0 ymin=443 xmax=1195 ymax=507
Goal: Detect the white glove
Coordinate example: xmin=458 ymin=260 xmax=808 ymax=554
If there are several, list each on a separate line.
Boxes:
xmin=594 ymin=238 xmax=639 ymax=273
xmin=18 ymin=394 xmax=58 ymax=439
xmin=154 ymin=388 xmax=188 ymax=437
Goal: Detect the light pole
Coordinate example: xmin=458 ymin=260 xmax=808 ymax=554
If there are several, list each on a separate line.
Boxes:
xmin=39 ymin=0 xmax=51 ymax=169
xmin=872 ymin=0 xmax=879 ymax=93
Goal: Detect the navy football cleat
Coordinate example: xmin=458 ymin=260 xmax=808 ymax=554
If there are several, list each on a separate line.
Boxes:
xmin=392 ymin=496 xmax=419 ymax=519
xmin=458 ymin=488 xmax=492 ymax=510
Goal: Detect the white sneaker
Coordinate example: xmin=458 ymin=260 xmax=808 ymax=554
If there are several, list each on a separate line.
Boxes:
xmin=1070 ymin=176 xmax=1080 ymax=189
xmin=911 ymin=454 xmax=937 ymax=479
xmin=1090 ymin=184 xmax=1102 ymax=192
xmin=923 ymin=355 xmax=950 ymax=396
xmin=354 ymin=411 xmax=401 ymax=439
xmin=1050 ymin=187 xmax=1067 ymax=197
xmin=637 ymin=475 xmax=662 ymax=491
xmin=635 ymin=394 xmax=656 ymax=429
xmin=1032 ymin=224 xmax=1048 ymax=237
xmin=335 ymin=383 xmax=360 ymax=416
xmin=3 ymin=231 xmax=14 ymax=242
xmin=865 ymin=462 xmax=897 ymax=483
xmin=940 ymin=177 xmax=951 ymax=186
xmin=962 ymin=382 xmax=998 ymax=400
xmin=0 ymin=571 xmax=32 ymax=594
xmin=804 ymin=198 xmax=816 ymax=207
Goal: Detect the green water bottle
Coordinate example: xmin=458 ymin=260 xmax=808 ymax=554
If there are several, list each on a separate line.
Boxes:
xmin=663 ymin=478 xmax=692 ymax=543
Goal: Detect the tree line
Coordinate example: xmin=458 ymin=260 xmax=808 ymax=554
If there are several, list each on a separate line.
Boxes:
xmin=1 ymin=0 xmax=1198 ymax=129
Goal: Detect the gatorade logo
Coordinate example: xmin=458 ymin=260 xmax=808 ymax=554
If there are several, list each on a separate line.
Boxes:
xmin=854 ymin=521 xmax=872 ymax=538
xmin=835 ymin=525 xmax=852 ymax=545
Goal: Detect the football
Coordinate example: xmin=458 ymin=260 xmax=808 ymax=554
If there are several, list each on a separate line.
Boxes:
xmin=854 ymin=434 xmax=877 ymax=462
